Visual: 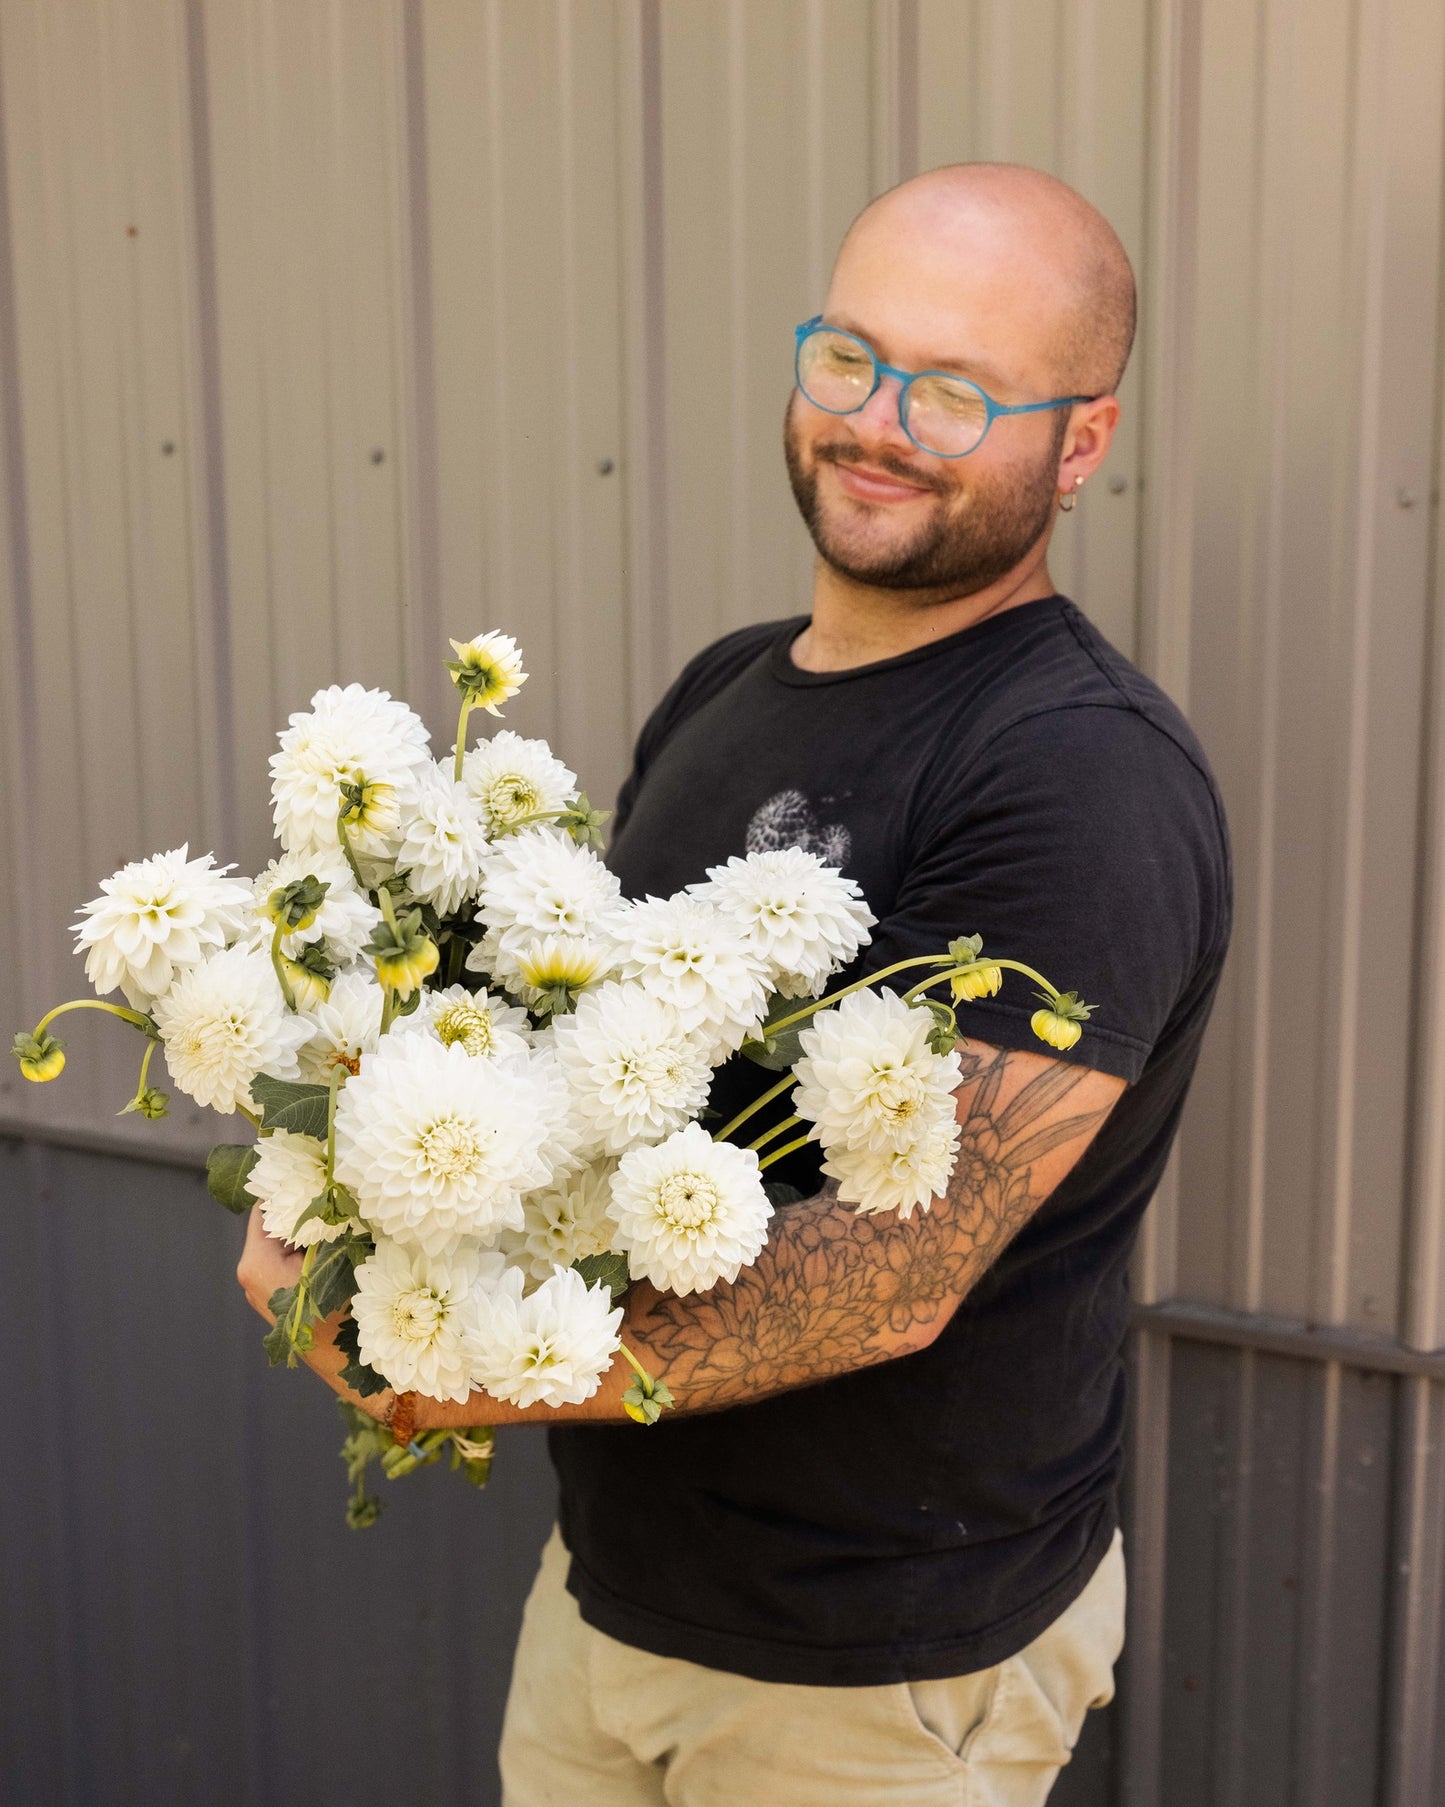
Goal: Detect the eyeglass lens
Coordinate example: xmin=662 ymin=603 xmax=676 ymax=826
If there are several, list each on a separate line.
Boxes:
xmin=796 ymin=328 xmax=990 ymax=456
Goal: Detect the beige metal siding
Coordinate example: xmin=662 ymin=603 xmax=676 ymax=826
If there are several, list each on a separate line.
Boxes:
xmin=2 ymin=3 xmax=1445 ymax=1802
xmin=1 ymin=0 xmax=1441 ymax=1324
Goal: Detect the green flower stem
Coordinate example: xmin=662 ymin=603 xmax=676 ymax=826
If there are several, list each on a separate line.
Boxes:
xmin=452 ymin=695 xmax=475 ymax=783
xmin=747 ymin=1113 xmax=802 ymax=1154
xmin=617 ymin=1340 xmax=657 ymax=1388
xmin=237 ymin=1103 xmax=262 ymax=1131
xmin=713 ymin=1072 xmax=798 ymax=1144
xmin=324 ymin=1061 xmax=344 ymax=1185
xmin=336 ymin=812 xmax=367 ymax=891
xmin=123 ymin=1038 xmax=158 ymax=1108
xmin=376 ymin=883 xmax=400 ymax=932
xmin=902 ymin=957 xmax=1062 ymax=1009
xmin=379 ymin=983 xmax=398 ymax=1037
xmin=269 ymin=920 xmax=298 ymax=1012
xmin=32 ymin=998 xmax=156 ymax=1039
xmin=758 ymin=1134 xmax=814 ymax=1171
xmin=749 ymin=955 xmax=954 ymax=1044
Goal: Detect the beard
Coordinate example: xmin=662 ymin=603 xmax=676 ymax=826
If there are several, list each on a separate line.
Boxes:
xmin=784 ymin=400 xmax=1066 ymax=594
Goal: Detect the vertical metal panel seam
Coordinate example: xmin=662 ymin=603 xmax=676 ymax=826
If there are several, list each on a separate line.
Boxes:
xmin=0 ymin=7 xmax=44 ymax=1009
xmin=181 ymin=0 xmax=238 ymax=857
xmin=618 ymin=0 xmax=670 ymax=722
xmin=1215 ymin=1347 xmax=1258 ymax=1804
xmin=1237 ymin=0 xmax=1294 ymax=1318
xmin=1381 ymin=1375 xmax=1445 ymax=1806
xmin=1400 ymin=0 xmax=1445 ymax=1358
xmin=726 ymin=0 xmax=747 ymax=646
xmin=1319 ymin=0 xmax=1390 ymax=1330
xmin=1293 ymin=1361 xmax=1344 ymax=1806
xmin=394 ymin=0 xmax=443 ymax=731
xmin=896 ymin=0 xmax=919 ymax=181
xmin=1119 ymin=1326 xmax=1170 ymax=1807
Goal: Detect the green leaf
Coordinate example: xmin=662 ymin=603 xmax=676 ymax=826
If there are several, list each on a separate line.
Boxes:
xmin=262 ymin=1284 xmax=301 ymax=1366
xmin=572 ymin=1250 xmax=631 ymax=1302
xmin=741 ymin=1025 xmax=805 ymax=1070
xmin=335 ymin=1313 xmax=391 ymax=1398
xmin=206 ymin=1143 xmax=260 ymax=1214
xmin=307 ymin=1232 xmax=367 ymax=1320
xmin=250 ymin=1074 xmax=332 ymax=1139
xmin=762 ymin=1180 xmax=805 ymax=1209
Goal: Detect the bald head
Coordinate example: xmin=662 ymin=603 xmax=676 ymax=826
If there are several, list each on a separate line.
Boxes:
xmin=838 ymin=163 xmax=1136 ymax=396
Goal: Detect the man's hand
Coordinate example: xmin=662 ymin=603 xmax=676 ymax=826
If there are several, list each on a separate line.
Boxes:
xmin=236 ymin=1205 xmax=304 ymax=1323
xmin=235 ymin=1206 xmax=394 ymax=1422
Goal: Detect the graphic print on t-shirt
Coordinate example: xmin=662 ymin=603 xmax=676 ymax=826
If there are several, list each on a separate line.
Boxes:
xmin=745 ymin=788 xmax=852 ymax=865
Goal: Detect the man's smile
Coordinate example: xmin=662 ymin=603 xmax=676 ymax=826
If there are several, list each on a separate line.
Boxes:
xmin=825 ymin=459 xmax=938 ymax=506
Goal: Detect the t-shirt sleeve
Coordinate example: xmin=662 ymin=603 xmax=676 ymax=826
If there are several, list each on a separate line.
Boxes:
xmin=861 ymin=704 xmax=1228 ymax=1083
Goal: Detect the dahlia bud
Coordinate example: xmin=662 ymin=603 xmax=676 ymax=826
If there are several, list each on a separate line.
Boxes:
xmin=279 ymin=945 xmax=334 ymax=1012
xmin=12 ymin=1029 xmax=65 ymax=1082
xmin=1030 ymin=990 xmax=1093 ymax=1052
xmin=951 ymin=962 xmax=1003 ymax=1002
xmin=265 ymin=873 xmax=330 ymax=934
xmin=366 ymin=910 xmax=439 ymax=999
xmin=119 ymin=1085 xmax=170 ymax=1119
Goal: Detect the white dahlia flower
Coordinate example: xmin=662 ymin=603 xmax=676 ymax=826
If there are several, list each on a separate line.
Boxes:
xmin=468 ymin=1266 xmax=622 ymax=1408
xmin=448 ymin=630 xmax=527 ymax=716
xmin=506 ymin=1157 xmax=620 ymax=1282
xmin=248 ymin=849 xmax=381 ymax=965
xmin=394 ymin=764 xmax=492 ymax=917
xmin=476 ymin=827 xmax=622 ymax=942
xmin=609 ymin=893 xmax=770 ymax=1061
xmin=151 ymin=944 xmax=311 ymax=1115
xmin=333 ymin=1036 xmax=559 ymax=1256
xmin=405 ymin=984 xmax=533 ymax=1063
xmin=822 ymin=1115 xmax=960 ymax=1218
xmin=690 ymin=848 xmax=875 ymax=998
xmin=551 ymin=981 xmax=713 ymax=1155
xmin=245 ymin=1129 xmax=351 ymax=1247
xmin=608 ymin=1122 xmax=773 ymax=1294
xmin=73 ymin=845 xmax=252 ymax=1009
xmin=462 ymin=731 xmax=576 ymax=837
xmin=269 ymin=683 xmax=432 ymax=860
xmin=352 ymin=1237 xmax=505 ymax=1402
xmin=295 ymin=967 xmax=385 ymax=1082
xmin=792 ymin=987 xmax=962 ymax=1156
xmin=484 ymin=932 xmax=615 ymax=1009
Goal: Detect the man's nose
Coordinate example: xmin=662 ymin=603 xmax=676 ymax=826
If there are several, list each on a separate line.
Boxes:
xmin=849 ymin=372 xmax=913 ymax=450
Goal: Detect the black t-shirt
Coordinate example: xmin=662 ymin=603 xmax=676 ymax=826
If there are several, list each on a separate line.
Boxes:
xmin=549 ymin=594 xmax=1232 ymax=1685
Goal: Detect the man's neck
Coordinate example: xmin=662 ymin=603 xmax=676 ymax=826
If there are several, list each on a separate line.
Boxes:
xmin=790 ymin=552 xmax=1057 ymax=674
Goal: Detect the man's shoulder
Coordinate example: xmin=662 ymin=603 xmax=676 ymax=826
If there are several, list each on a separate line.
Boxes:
xmin=646 ymin=616 xmax=798 ymax=736
xmin=978 ymin=602 xmax=1222 ymax=809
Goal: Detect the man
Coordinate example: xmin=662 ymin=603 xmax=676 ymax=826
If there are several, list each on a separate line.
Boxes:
xmin=240 ymin=162 xmax=1231 ymax=1804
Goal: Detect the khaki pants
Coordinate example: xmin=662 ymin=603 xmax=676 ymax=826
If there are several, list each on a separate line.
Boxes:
xmin=500 ymin=1526 xmax=1125 ymax=1807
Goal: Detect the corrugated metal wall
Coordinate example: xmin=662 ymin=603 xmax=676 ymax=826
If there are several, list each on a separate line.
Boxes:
xmin=1 ymin=4 xmax=1443 ymax=1803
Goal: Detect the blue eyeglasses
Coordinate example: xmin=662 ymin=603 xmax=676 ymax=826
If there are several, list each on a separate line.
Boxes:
xmin=793 ymin=316 xmax=1096 ymax=458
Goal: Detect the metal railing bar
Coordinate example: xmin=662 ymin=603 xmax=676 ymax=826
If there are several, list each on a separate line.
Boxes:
xmin=1134 ymin=1298 xmax=1445 ymax=1379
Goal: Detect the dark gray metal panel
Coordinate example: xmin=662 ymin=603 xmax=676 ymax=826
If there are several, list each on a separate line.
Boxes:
xmin=1160 ymin=1341 xmax=1397 ymax=1807
xmin=0 ymin=1138 xmax=555 ymax=1807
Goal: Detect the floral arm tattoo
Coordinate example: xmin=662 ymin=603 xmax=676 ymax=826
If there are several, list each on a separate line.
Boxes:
xmin=626 ymin=1044 xmax=1123 ymax=1413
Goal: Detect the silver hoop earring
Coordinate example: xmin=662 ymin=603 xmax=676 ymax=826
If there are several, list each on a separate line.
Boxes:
xmin=1059 ymin=477 xmax=1083 ymax=513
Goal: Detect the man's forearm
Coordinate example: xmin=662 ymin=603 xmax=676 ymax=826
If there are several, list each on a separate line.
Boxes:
xmin=403 ymin=1177 xmax=946 ymax=1431
xmin=298 ymin=1041 xmax=1120 ymax=1433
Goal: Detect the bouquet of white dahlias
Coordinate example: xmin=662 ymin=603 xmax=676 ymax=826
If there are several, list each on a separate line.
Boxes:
xmin=15 ymin=632 xmax=1091 ymax=1525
